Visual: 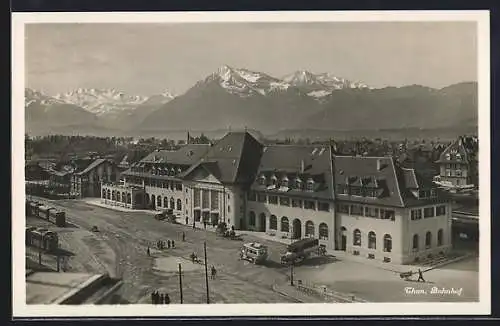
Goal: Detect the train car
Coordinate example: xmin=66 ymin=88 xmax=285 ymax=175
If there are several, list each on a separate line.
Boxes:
xmin=37 ymin=205 xmax=54 ymax=221
xmin=28 ymin=228 xmax=59 ymax=252
xmin=25 ymin=226 xmax=37 ymax=246
xmin=27 ymin=201 xmax=41 ymax=217
xmin=49 ymin=209 xmax=66 ymax=227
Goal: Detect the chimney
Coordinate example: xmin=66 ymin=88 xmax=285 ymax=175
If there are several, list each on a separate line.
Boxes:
xmin=376 ymin=159 xmax=381 ymax=171
xmin=300 ymin=160 xmax=305 ymax=174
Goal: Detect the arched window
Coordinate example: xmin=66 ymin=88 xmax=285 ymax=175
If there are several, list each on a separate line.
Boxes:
xmin=319 ymin=223 xmax=328 ymax=240
xmin=269 ymin=215 xmax=278 ymax=230
xmin=116 ymin=192 xmax=121 ymax=202
xmin=281 ymin=216 xmax=289 ymax=232
xmin=425 ymin=231 xmax=432 ymax=248
xmin=107 ymin=189 xmax=111 ymax=199
xmin=305 ymin=221 xmax=315 ymax=237
xmin=413 ymin=234 xmax=419 ymax=250
xmin=353 ymin=229 xmax=361 ymax=246
xmin=157 ymin=196 xmax=162 ymax=207
xmin=249 ymin=211 xmax=256 ymax=226
xmin=383 ymin=234 xmax=392 ymax=252
xmin=122 ymin=192 xmax=126 ymax=203
xmin=170 ymin=198 xmax=174 ymax=209
xmin=112 ymin=191 xmax=116 ymax=201
xmin=437 ymin=229 xmax=444 ymax=246
xmin=164 ymin=197 xmax=168 ymax=208
xmin=177 ymin=199 xmax=182 ymax=211
xmin=127 ymin=193 xmax=131 ymax=204
xmin=102 ymin=189 xmax=106 ymax=198
xmin=368 ymin=231 xmax=376 ymax=249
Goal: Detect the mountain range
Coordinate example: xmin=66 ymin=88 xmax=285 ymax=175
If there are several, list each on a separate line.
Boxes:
xmin=24 ymin=65 xmax=478 ymax=138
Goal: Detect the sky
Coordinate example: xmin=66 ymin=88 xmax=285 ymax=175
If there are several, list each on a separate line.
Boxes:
xmin=25 ymin=22 xmax=477 ymax=96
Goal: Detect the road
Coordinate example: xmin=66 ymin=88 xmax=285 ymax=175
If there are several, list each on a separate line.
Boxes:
xmin=27 ymin=197 xmax=298 ymax=304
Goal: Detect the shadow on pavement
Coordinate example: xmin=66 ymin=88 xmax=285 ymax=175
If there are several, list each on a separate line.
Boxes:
xmin=298 ymin=255 xmax=339 ymax=266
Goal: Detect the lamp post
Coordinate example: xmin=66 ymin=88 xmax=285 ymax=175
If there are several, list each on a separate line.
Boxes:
xmin=204 ymin=241 xmax=210 ymax=304
xmin=178 ymin=263 xmax=183 ymax=304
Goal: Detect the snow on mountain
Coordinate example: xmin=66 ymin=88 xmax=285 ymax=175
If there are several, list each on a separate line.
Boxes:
xmin=54 ymin=88 xmax=175 ymax=116
xmin=283 ymin=70 xmax=371 ymax=97
xmin=202 ymin=65 xmax=294 ymax=97
xmin=25 ymin=88 xmax=66 ymax=108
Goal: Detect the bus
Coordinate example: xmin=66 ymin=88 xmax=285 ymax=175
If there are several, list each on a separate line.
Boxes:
xmin=280 ymin=238 xmax=326 ymax=265
xmin=240 ymin=242 xmax=269 ymax=264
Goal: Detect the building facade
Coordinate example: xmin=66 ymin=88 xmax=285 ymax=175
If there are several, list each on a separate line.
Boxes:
xmin=435 ymin=136 xmax=478 ymax=187
xmin=100 ymin=131 xmax=452 ymax=265
xmin=71 ymin=158 xmax=120 ymax=198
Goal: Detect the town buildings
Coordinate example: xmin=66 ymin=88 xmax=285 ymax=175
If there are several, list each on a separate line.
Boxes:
xmin=71 ymin=158 xmax=122 ymax=198
xmin=435 ymin=136 xmax=479 ymax=187
xmin=101 ymin=131 xmax=453 ymax=265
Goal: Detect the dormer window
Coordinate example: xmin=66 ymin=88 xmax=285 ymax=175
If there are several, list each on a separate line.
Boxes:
xmin=281 ymin=176 xmax=289 ymax=188
xmin=295 ymin=178 xmax=302 ymax=190
xmin=306 ymin=178 xmax=314 ymax=191
xmin=170 ymin=168 xmax=176 ymax=176
xmin=456 ymin=153 xmax=461 ymax=160
xmin=271 ymin=175 xmax=278 ymax=186
xmin=177 ymin=168 xmax=182 ymax=174
xmin=258 ymin=175 xmax=266 ymax=186
xmin=445 ymin=153 xmax=451 ymax=160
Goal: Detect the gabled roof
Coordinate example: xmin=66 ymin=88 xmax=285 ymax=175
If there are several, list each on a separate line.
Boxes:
xmin=436 ymin=136 xmax=478 ymax=164
xmin=250 ymin=145 xmax=334 ymax=200
xmin=76 ymin=158 xmax=110 ymax=176
xmin=181 ymin=132 xmax=263 ymax=184
xmin=140 ymin=144 xmax=210 ymax=165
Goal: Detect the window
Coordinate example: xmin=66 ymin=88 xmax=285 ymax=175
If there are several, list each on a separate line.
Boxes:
xmin=295 ymin=179 xmax=303 ymax=190
xmin=425 ymin=231 xmax=432 ymax=248
xmin=338 ymin=204 xmax=349 ymax=214
xmin=127 ymin=193 xmax=131 ymax=204
xmin=247 ymin=191 xmax=257 ymax=201
xmin=157 ymin=196 xmax=162 ymax=207
xmin=112 ymin=191 xmax=116 ymax=201
xmin=228 ymin=205 xmax=230 ymax=213
xmin=281 ymin=216 xmax=289 ymax=232
xmin=319 ymin=223 xmax=328 ymax=240
xmin=280 ymin=197 xmax=290 ymax=206
xmin=122 ymin=192 xmax=126 ymax=203
xmin=383 ymin=234 xmax=392 ymax=252
xmin=336 ymin=184 xmax=348 ymax=195
xmin=116 ymin=192 xmax=121 ymax=202
xmin=412 ymin=234 xmax=419 ymax=251
xmin=304 ymin=200 xmax=315 ymax=210
xmin=292 ymin=199 xmax=302 ymax=208
xmin=456 ymin=170 xmax=462 ymax=177
xmin=281 ymin=177 xmax=289 ymax=188
xmin=306 ymin=179 xmax=314 ymax=191
xmin=445 ymin=169 xmax=451 ymax=177
xmin=102 ymin=189 xmax=106 ymax=198
xmin=350 ymin=205 xmax=363 ymax=216
xmin=364 ymin=207 xmax=379 ymax=218
xmin=211 ymin=190 xmax=219 ymax=209
xmin=202 ymin=190 xmax=209 ymax=208
xmin=271 ymin=175 xmax=277 ymax=186
xmin=257 ymin=193 xmax=267 ymax=203
xmin=249 ymin=211 xmax=256 ymax=226
xmin=176 ymin=183 xmax=182 ymax=191
xmin=268 ymin=195 xmax=278 ymax=204
xmin=437 ymin=229 xmax=444 ymax=246
xmin=411 ymin=209 xmax=422 ymax=220
xmin=305 ymin=221 xmax=315 ymax=237
xmin=367 ymin=253 xmax=375 ymax=259
xmin=270 ymin=215 xmax=278 ymax=230
xmin=170 ymin=198 xmax=175 ymax=209
xmin=424 ymin=207 xmax=435 ymax=218
xmin=177 ymin=199 xmax=182 ymax=211
xmin=381 ymin=209 xmax=395 ymax=220
xmin=436 ymin=205 xmax=446 ymax=216
xmin=351 ymin=187 xmax=362 ymax=196
xmin=368 ymin=231 xmax=376 ymax=249
xmin=353 ymin=229 xmax=361 ymax=246
xmin=318 ymin=202 xmax=330 ymax=212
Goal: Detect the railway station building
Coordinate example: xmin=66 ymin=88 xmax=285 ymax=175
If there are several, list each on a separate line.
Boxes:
xmin=101 ymin=131 xmax=452 ymax=265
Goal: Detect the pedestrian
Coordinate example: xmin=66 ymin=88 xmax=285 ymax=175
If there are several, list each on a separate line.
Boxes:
xmin=182 ymin=232 xmax=186 ymax=242
xmin=203 ymin=220 xmax=207 ymax=229
xmin=151 ymin=291 xmax=155 ymax=304
xmin=185 ymin=217 xmax=189 ymax=225
xmin=192 ymin=221 xmax=195 ymax=229
xmin=159 ymin=293 xmax=164 ymax=304
xmin=211 ymin=265 xmax=217 ymax=279
xmin=167 ymin=239 xmax=171 ymax=249
xmin=417 ymin=269 xmax=426 ymax=282
xmin=171 ymin=240 xmax=175 ymax=248
xmin=164 ymin=293 xmax=171 ymax=304
xmin=153 ymin=291 xmax=159 ymax=304
xmin=147 ymin=246 xmax=150 ymax=257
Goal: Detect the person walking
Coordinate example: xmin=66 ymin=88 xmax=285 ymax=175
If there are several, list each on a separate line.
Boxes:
xmin=153 ymin=291 xmax=159 ymax=304
xmin=147 ymin=246 xmax=150 ymax=257
xmin=185 ymin=217 xmax=189 ymax=225
xmin=164 ymin=293 xmax=171 ymax=304
xmin=203 ymin=220 xmax=207 ymax=229
xmin=171 ymin=240 xmax=175 ymax=248
xmin=167 ymin=239 xmax=171 ymax=249
xmin=159 ymin=293 xmax=164 ymax=304
xmin=192 ymin=221 xmax=196 ymax=229
xmin=151 ymin=291 xmax=155 ymax=304
xmin=182 ymin=232 xmax=186 ymax=242
xmin=417 ymin=269 xmax=426 ymax=282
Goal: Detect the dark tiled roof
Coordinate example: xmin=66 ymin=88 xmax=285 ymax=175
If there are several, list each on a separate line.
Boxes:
xmin=76 ymin=158 xmax=109 ymax=176
xmin=334 ymin=156 xmax=406 ymax=207
xmin=181 ymin=132 xmax=263 ymax=184
xmin=140 ymin=144 xmax=210 ymax=165
xmin=250 ymin=145 xmax=334 ymax=200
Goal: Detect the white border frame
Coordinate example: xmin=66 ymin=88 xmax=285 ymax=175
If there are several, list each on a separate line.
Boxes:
xmin=12 ymin=10 xmax=491 ymax=317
